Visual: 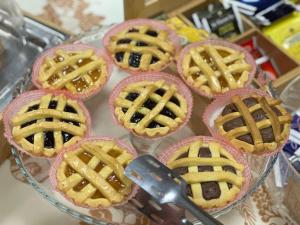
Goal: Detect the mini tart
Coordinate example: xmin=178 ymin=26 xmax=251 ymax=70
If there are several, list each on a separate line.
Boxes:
xmin=164 ymin=137 xmax=246 ymax=209
xmin=53 ymin=138 xmax=135 ymax=208
xmin=6 ymin=91 xmax=89 ymax=157
xmin=215 ymin=94 xmax=291 ymax=154
xmin=178 ymin=40 xmax=255 ymax=98
xmin=105 ymin=19 xmax=177 ymax=72
xmin=33 ymin=44 xmax=109 ymax=99
xmin=112 ymin=78 xmax=189 ymax=137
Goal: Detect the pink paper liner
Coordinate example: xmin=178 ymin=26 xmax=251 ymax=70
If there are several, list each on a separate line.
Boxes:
xmin=157 ymin=135 xmax=251 ymax=212
xmin=31 ymin=43 xmax=112 ymax=100
xmin=49 ymin=136 xmax=139 ymax=209
xmin=108 ymin=72 xmax=193 ymax=139
xmin=203 ymin=88 xmax=290 ymax=157
xmin=3 ymin=89 xmax=91 ymax=158
xmin=102 ymin=18 xmax=181 ymax=74
xmin=176 ymin=39 xmax=257 ymax=99
xmin=256 ymin=69 xmax=276 ymax=86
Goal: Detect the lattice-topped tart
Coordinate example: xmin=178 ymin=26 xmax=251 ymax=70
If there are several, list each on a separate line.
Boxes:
xmin=109 ymin=73 xmax=192 ymax=138
xmin=50 ymin=138 xmax=137 ymax=208
xmin=159 ymin=136 xmax=249 ymax=209
xmin=3 ymin=90 xmax=90 ymax=157
xmin=177 ymin=40 xmax=255 ymax=98
xmin=32 ymin=44 xmax=110 ymax=99
xmin=103 ymin=19 xmax=179 ymax=73
xmin=214 ymin=94 xmax=291 ymax=154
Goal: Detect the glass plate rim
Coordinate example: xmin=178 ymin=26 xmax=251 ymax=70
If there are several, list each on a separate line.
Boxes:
xmin=9 ymin=27 xmax=279 ymax=225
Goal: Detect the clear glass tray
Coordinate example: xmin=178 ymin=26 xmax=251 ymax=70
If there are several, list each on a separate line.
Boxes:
xmin=11 ymin=26 xmax=279 ymax=225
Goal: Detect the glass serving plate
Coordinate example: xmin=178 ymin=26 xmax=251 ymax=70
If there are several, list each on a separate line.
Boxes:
xmin=11 ymin=26 xmax=279 ymax=225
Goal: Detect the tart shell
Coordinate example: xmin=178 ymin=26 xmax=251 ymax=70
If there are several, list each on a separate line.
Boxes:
xmin=158 ymin=135 xmax=251 ymax=211
xmin=32 ymin=44 xmax=112 ymax=100
xmin=109 ymin=72 xmax=193 ymax=139
xmin=3 ymin=89 xmax=91 ymax=158
xmin=177 ymin=39 xmax=256 ymax=98
xmin=203 ymin=88 xmax=291 ymax=156
xmin=49 ymin=136 xmax=138 ymax=209
xmin=103 ymin=19 xmax=181 ymax=74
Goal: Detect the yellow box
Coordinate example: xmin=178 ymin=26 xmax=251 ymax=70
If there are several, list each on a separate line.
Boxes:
xmin=264 ymin=12 xmax=300 ymax=62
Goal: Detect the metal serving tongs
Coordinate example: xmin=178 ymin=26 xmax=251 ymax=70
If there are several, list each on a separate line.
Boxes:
xmin=125 ymin=154 xmax=224 ymax=225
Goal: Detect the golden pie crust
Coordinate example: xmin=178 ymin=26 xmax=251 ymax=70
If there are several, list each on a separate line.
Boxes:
xmin=38 ymin=48 xmax=108 ymax=94
xmin=215 ymin=94 xmax=291 ymax=154
xmin=56 ymin=139 xmax=134 ymax=207
xmin=113 ymin=80 xmax=188 ymax=137
xmin=181 ymin=44 xmax=252 ymax=96
xmin=11 ymin=93 xmax=88 ymax=157
xmin=167 ymin=139 xmax=245 ymax=209
xmin=107 ymin=25 xmax=175 ymax=71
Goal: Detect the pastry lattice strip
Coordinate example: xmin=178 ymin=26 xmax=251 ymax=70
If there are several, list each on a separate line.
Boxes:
xmin=216 ymin=95 xmax=291 ymax=152
xmin=57 ymin=142 xmax=133 ymax=206
xmin=167 ymin=140 xmax=244 ymax=208
xmin=184 ymin=45 xmax=251 ymax=93
xmin=110 ymin=25 xmax=174 ymax=70
xmin=11 ymin=94 xmax=86 ymax=156
xmin=39 ymin=49 xmax=105 ymax=91
xmin=115 ymin=80 xmax=186 ymax=134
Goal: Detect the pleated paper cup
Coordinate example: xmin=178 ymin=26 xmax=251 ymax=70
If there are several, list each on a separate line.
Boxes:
xmin=177 ymin=39 xmax=256 ymax=99
xmin=49 ymin=136 xmax=139 ymax=209
xmin=32 ymin=44 xmax=112 ymax=100
xmin=103 ymin=18 xmax=181 ymax=74
xmin=158 ymin=135 xmax=251 ymax=212
xmin=3 ymin=89 xmax=91 ymax=158
xmin=108 ymin=72 xmax=193 ymax=139
xmin=203 ymin=88 xmax=291 ymax=156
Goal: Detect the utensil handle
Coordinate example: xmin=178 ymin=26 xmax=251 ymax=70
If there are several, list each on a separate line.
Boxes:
xmin=176 ymin=197 xmax=224 ymax=225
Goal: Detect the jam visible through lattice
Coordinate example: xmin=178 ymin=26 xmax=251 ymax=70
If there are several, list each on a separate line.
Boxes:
xmin=172 ymin=147 xmax=237 ymax=200
xmin=43 ymin=50 xmax=103 ymax=93
xmin=21 ymin=100 xmax=79 ymax=148
xmin=64 ymin=149 xmax=126 ymax=199
xmin=111 ymin=26 xmax=173 ymax=70
xmin=221 ymin=97 xmax=284 ymax=144
xmin=121 ymin=88 xmax=181 ymax=128
xmin=115 ymin=28 xmax=160 ymax=68
xmin=182 ymin=44 xmax=252 ymax=95
xmin=56 ymin=141 xmax=134 ymax=207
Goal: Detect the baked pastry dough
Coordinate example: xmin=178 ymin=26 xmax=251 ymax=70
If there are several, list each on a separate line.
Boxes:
xmin=107 ymin=25 xmax=175 ymax=71
xmin=167 ymin=139 xmax=245 ymax=209
xmin=215 ymin=95 xmax=291 ymax=154
xmin=56 ymin=139 xmax=134 ymax=207
xmin=181 ymin=44 xmax=252 ymax=96
xmin=113 ymin=80 xmax=188 ymax=137
xmin=38 ymin=48 xmax=108 ymax=94
xmin=11 ymin=93 xmax=88 ymax=157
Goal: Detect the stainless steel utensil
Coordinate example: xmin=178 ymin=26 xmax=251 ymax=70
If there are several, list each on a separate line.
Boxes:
xmin=125 ymin=154 xmax=224 ymax=225
xmin=0 ymin=10 xmax=69 ymax=111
